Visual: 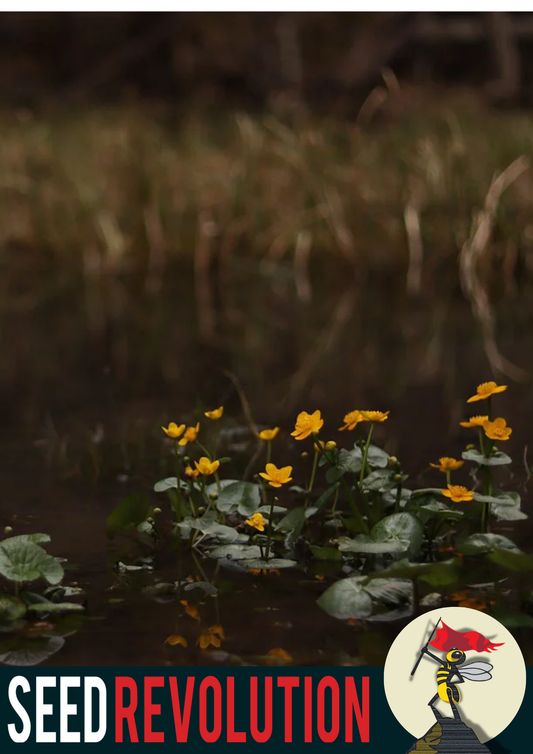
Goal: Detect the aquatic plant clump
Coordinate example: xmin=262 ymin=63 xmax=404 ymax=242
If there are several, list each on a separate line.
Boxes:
xmin=108 ymin=381 xmax=531 ymax=630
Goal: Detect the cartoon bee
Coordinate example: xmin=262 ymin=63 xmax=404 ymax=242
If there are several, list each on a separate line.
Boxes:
xmin=420 ymin=645 xmax=493 ymax=708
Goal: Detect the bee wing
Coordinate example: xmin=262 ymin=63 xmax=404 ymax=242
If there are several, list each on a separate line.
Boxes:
xmin=460 ymin=662 xmax=493 ymax=681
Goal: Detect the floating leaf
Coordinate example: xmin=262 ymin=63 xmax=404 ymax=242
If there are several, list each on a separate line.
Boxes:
xmin=317 ymin=576 xmax=373 ymax=620
xmin=208 ymin=544 xmax=263 ymax=561
xmin=486 ymin=549 xmax=533 ymax=571
xmin=338 ymin=536 xmax=407 ymax=554
xmin=240 ymin=558 xmax=296 ymax=570
xmin=362 ymin=578 xmax=413 ymax=604
xmin=367 ymin=558 xmax=461 ymax=587
xmin=6 ymin=534 xmax=51 ymax=545
xmin=0 ymin=538 xmax=63 ymax=585
xmin=462 ymin=450 xmax=512 ymax=466
xmin=215 ymin=482 xmax=261 ymax=516
xmin=0 ymin=636 xmax=65 ymax=666
xmin=459 ymin=533 xmax=521 ymax=556
xmin=26 ymin=601 xmax=84 ymax=615
xmin=183 ymin=581 xmax=218 ymax=595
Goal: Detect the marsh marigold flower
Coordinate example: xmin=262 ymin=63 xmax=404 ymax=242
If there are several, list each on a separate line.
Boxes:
xmin=197 ymin=625 xmax=224 ymax=649
xmin=460 ymin=415 xmax=489 ymax=428
xmin=185 ymin=465 xmax=200 ymax=479
xmin=291 ymin=410 xmax=324 ymax=440
xmin=204 ymin=406 xmax=224 ymax=420
xmin=194 ymin=457 xmax=220 ymax=476
xmin=430 ymin=457 xmax=464 ymax=473
xmin=483 ymin=417 xmax=512 ymax=442
xmin=360 ymin=410 xmax=390 ymax=423
xmin=179 ymin=423 xmax=200 ymax=446
xmin=266 ymin=648 xmax=293 ymax=662
xmin=162 ymin=422 xmax=185 ymax=439
xmin=338 ymin=410 xmax=363 ymax=431
xmin=450 ymin=591 xmax=494 ymax=611
xmin=257 ymin=427 xmax=280 ymax=441
xmin=259 ymin=463 xmax=293 ymax=488
xmin=467 ymin=381 xmax=507 ymax=403
xmin=164 ymin=634 xmax=188 ymax=646
xmin=180 ymin=600 xmax=200 ymax=621
xmin=245 ymin=512 xmax=268 ymax=532
xmin=442 ymin=485 xmax=474 ymax=503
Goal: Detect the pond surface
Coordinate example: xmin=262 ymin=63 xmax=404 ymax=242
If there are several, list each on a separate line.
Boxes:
xmin=2 ymin=264 xmax=533 ymax=667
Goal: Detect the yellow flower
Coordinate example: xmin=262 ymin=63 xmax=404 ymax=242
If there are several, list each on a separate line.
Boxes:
xmin=185 ymin=465 xmax=200 ymax=478
xmin=162 ymin=422 xmax=185 ymax=439
xmin=442 ymin=485 xmax=475 ymax=503
xmin=257 ymin=427 xmax=280 ymax=441
xmin=291 ymin=410 xmax=324 ymax=440
xmin=259 ymin=463 xmax=293 ymax=488
xmin=338 ymin=410 xmax=363 ymax=432
xmin=194 ymin=457 xmax=220 ymax=476
xmin=245 ymin=513 xmax=268 ymax=532
xmin=209 ymin=624 xmax=225 ymax=640
xmin=483 ymin=417 xmax=512 ymax=442
xmin=430 ymin=457 xmax=464 ymax=473
xmin=197 ymin=628 xmax=222 ymax=649
xmin=164 ymin=634 xmax=188 ymax=646
xmin=467 ymin=381 xmax=507 ymax=403
xmin=204 ymin=406 xmax=224 ymax=420
xmin=178 ymin=423 xmax=200 ymax=446
xmin=180 ymin=600 xmax=200 ymax=621
xmin=460 ymin=415 xmax=489 ymax=428
xmin=360 ymin=410 xmax=390 ymax=423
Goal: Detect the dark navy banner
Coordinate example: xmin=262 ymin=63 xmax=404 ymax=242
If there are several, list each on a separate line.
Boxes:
xmin=0 ymin=668 xmax=527 ymax=751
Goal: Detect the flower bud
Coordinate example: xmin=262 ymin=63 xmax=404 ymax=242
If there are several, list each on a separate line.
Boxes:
xmin=3 ymin=526 xmax=13 ymax=536
xmin=393 ymin=473 xmax=403 ymax=482
xmin=301 ymin=451 xmax=309 ymax=459
xmin=389 ymin=456 xmax=398 ymax=465
xmin=209 ymin=492 xmax=218 ymax=500
xmin=198 ymin=506 xmax=206 ymax=515
xmin=466 ymin=444 xmax=476 ymax=451
xmin=325 ymin=441 xmax=337 ymax=451
xmin=154 ymin=507 xmax=162 ymax=515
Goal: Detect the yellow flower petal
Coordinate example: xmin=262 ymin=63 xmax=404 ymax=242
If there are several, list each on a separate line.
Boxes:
xmin=467 ymin=381 xmax=507 ymax=403
xmin=205 ymin=406 xmax=224 ymax=420
xmin=162 ymin=422 xmax=186 ymax=438
xmin=360 ymin=410 xmax=390 ymax=423
xmin=257 ymin=427 xmax=280 ymax=441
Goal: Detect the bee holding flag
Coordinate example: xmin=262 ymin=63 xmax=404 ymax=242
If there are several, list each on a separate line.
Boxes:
xmin=411 ymin=617 xmax=504 ymax=718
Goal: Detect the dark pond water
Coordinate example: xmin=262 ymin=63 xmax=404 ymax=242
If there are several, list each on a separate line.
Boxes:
xmin=2 ymin=264 xmax=533 ymax=666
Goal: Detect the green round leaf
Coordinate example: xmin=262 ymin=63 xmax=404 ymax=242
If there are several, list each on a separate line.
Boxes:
xmin=462 ymin=449 xmax=512 ymax=466
xmin=240 ymin=558 xmax=296 ymax=570
xmin=317 ymin=577 xmax=373 ymax=620
xmin=208 ymin=544 xmax=263 ymax=561
xmin=371 ymin=512 xmax=423 ymax=553
xmin=215 ymin=482 xmax=261 ymax=516
xmin=366 ymin=446 xmax=390 ymax=468
xmin=362 ymin=578 xmax=413 ymax=604
xmin=459 ymin=533 xmax=521 ymax=556
xmin=338 ymin=536 xmax=407 ymax=554
xmin=0 ymin=539 xmax=63 ymax=585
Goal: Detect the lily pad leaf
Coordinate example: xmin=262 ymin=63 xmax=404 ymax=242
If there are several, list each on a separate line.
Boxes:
xmin=338 ymin=536 xmax=407 ymax=554
xmin=0 ymin=636 xmax=65 ymax=666
xmin=317 ymin=576 xmax=373 ymax=620
xmin=462 ymin=450 xmax=512 ymax=466
xmin=6 ymin=534 xmax=51 ymax=545
xmin=240 ymin=558 xmax=296 ymax=570
xmin=0 ymin=538 xmax=63 ymax=585
xmin=26 ymin=601 xmax=85 ymax=615
xmin=366 ymin=558 xmax=461 ymax=587
xmin=208 ymin=544 xmax=263 ymax=561
xmin=458 ymin=533 xmax=521 ymax=555
xmin=486 ymin=549 xmax=533 ymax=571
xmin=362 ymin=578 xmax=413 ymax=604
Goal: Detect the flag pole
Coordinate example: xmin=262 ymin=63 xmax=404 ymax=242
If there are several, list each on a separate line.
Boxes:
xmin=411 ymin=616 xmax=441 ymax=676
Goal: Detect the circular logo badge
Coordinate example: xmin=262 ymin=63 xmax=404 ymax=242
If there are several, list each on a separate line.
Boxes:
xmin=384 ymin=607 xmax=526 ymax=745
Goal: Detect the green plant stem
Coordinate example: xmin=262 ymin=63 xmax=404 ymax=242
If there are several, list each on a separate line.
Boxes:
xmin=214 ymin=471 xmax=222 ymax=494
xmin=446 ymin=470 xmax=451 ymax=487
xmin=306 ymin=446 xmax=320 ymax=509
xmin=478 ymin=428 xmax=485 ymax=456
xmin=359 ymin=423 xmax=374 ymax=485
xmin=319 ymin=443 xmax=368 ymax=533
xmin=174 ymin=440 xmax=183 ymax=524
xmin=395 ymin=479 xmax=403 ymax=513
xmin=196 ymin=440 xmax=212 ymax=460
xmin=264 ymin=494 xmax=275 ymax=561
xmin=266 ymin=441 xmax=272 ymax=466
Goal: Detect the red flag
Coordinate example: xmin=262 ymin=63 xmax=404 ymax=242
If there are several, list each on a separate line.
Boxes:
xmin=429 ymin=621 xmax=504 ymax=653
